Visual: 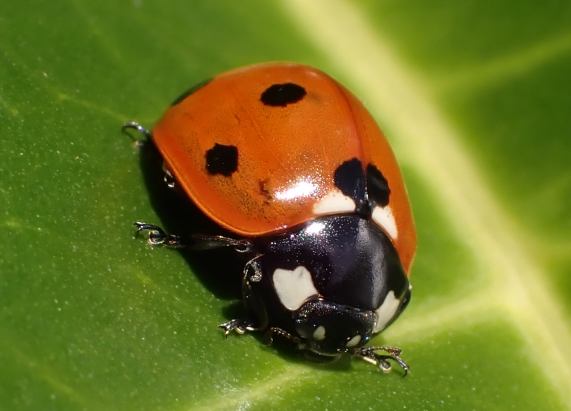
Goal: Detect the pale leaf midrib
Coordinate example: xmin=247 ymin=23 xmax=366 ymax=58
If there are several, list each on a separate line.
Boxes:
xmin=280 ymin=0 xmax=571 ymax=407
xmin=433 ymin=30 xmax=571 ymax=92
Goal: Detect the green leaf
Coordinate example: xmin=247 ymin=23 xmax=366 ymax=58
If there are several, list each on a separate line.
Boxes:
xmin=2 ymin=0 xmax=570 ymax=410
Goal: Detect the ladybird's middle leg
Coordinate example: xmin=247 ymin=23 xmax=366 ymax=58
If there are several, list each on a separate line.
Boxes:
xmin=134 ymin=222 xmax=185 ymax=248
xmin=134 ymin=222 xmax=254 ymax=252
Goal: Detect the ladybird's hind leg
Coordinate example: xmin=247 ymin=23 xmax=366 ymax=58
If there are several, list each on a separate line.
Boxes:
xmin=220 ymin=255 xmax=269 ymax=336
xmin=122 ymin=121 xmax=152 ymax=145
xmin=121 ymin=121 xmax=177 ymax=190
xmin=162 ymin=165 xmax=177 ymax=189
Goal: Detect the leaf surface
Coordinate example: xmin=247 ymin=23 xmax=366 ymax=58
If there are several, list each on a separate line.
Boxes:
xmin=1 ymin=0 xmax=570 ymax=410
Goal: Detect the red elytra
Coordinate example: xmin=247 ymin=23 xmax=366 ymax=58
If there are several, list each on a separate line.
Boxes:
xmin=152 ymin=63 xmax=416 ymax=274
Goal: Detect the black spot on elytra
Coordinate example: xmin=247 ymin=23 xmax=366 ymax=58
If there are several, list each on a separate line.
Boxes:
xmin=171 ymin=78 xmax=211 ymax=106
xmin=333 ymin=158 xmax=369 ymax=216
xmin=261 ymin=83 xmax=306 ymax=106
xmin=333 ymin=159 xmax=392 ymax=216
xmin=205 ymin=143 xmax=238 ymax=176
xmin=366 ymin=164 xmax=390 ymax=207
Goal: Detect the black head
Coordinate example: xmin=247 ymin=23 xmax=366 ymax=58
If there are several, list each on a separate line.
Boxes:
xmin=249 ymin=215 xmax=411 ymax=357
xmin=294 ymin=298 xmax=375 ymax=355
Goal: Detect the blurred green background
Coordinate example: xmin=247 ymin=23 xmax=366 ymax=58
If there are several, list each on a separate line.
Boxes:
xmin=1 ymin=0 xmax=570 ymax=410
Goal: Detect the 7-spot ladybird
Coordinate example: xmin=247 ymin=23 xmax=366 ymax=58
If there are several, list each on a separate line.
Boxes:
xmin=124 ymin=62 xmax=416 ymax=374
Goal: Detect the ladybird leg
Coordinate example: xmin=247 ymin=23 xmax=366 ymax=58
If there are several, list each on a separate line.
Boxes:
xmin=219 ymin=256 xmax=268 ymax=336
xmin=134 ymin=222 xmax=254 ymax=252
xmin=162 ymin=164 xmax=176 ymax=189
xmin=189 ymin=234 xmax=253 ymax=253
xmin=218 ymin=318 xmax=259 ymax=336
xmin=354 ymin=346 xmax=409 ymax=376
xmin=134 ymin=222 xmax=185 ymax=248
xmin=122 ymin=121 xmax=152 ymax=145
xmin=241 ymin=256 xmax=268 ymax=327
xmin=264 ymin=326 xmax=301 ymax=346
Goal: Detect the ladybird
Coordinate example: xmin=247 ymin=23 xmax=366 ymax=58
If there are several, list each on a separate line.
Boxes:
xmin=124 ymin=62 xmax=416 ymax=374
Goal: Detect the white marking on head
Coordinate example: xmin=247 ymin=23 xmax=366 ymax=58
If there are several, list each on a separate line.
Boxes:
xmin=372 ymin=206 xmax=398 ymax=240
xmin=273 ymin=266 xmax=319 ymax=311
xmin=313 ymin=325 xmax=326 ymax=341
xmin=313 ymin=190 xmax=356 ymax=215
xmin=373 ymin=291 xmax=400 ymax=333
xmin=346 ymin=334 xmax=362 ymax=348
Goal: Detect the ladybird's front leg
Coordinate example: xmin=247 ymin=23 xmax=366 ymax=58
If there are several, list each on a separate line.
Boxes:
xmin=354 ymin=346 xmax=410 ymax=376
xmin=219 ymin=256 xmax=268 ymax=337
xmin=264 ymin=326 xmax=301 ymax=346
xmin=218 ymin=319 xmax=260 ymax=336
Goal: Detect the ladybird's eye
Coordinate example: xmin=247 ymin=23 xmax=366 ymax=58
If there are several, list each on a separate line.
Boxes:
xmin=312 ymin=325 xmax=326 ymax=341
xmin=345 ymin=335 xmax=362 ymax=348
